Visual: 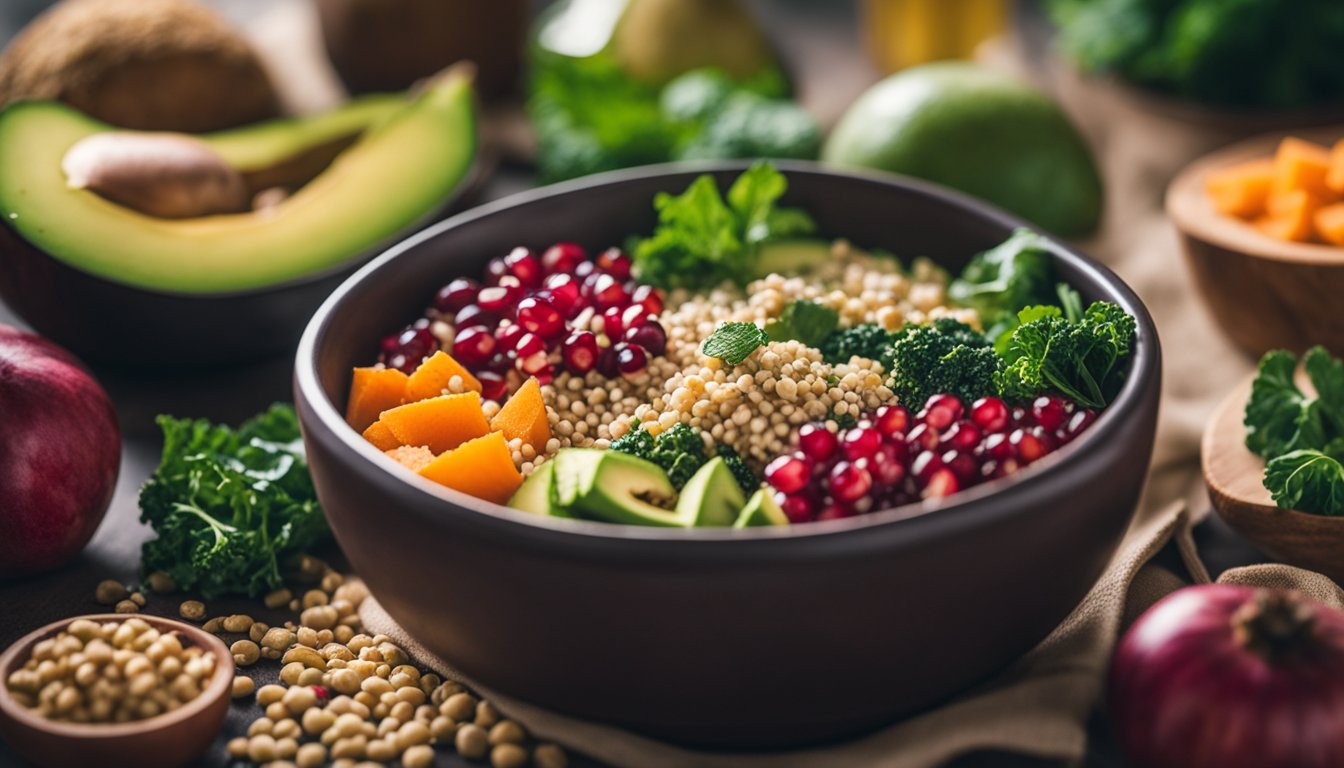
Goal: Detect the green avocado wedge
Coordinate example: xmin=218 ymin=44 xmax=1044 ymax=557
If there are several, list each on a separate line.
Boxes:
xmin=0 ymin=67 xmax=476 ymax=294
xmin=675 ymin=457 xmax=745 ymax=527
xmin=569 ymin=451 xmax=686 ymax=527
xmin=507 ymin=461 xmax=565 ymax=517
xmin=733 ymin=488 xmax=788 ymax=528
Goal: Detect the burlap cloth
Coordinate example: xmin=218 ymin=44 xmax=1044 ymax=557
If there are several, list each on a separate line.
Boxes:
xmin=356 ymin=51 xmax=1344 ymax=768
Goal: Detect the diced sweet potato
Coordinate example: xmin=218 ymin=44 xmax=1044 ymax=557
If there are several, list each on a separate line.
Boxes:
xmin=377 ymin=391 xmax=489 ymax=455
xmin=1257 ymin=189 xmax=1320 ymax=243
xmin=417 ymin=431 xmax=523 ymax=505
xmin=362 ymin=420 xmax=402 ymax=451
xmin=386 ymin=445 xmax=435 ymax=472
xmin=1272 ymin=137 xmax=1334 ymax=199
xmin=1205 ymin=159 xmax=1274 ymax=218
xmin=1315 ymin=201 xmax=1344 ymax=246
xmin=490 ymin=377 xmax=551 ymax=453
xmin=404 ymin=350 xmax=481 ymax=402
xmin=346 ymin=367 xmax=408 ymax=431
xmin=1329 ymin=139 xmax=1344 ymax=195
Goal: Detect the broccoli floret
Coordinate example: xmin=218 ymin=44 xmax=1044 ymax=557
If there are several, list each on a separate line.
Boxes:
xmin=887 ymin=319 xmax=1002 ymax=409
xmin=610 ymin=427 xmax=657 ymax=462
xmin=716 ymin=445 xmax=760 ymax=496
xmin=614 ymin=422 xmax=709 ymax=489
xmin=820 ymin=324 xmax=895 ymax=368
xmin=830 ymin=411 xmax=858 ymax=431
xmin=652 ymin=423 xmax=706 ymax=459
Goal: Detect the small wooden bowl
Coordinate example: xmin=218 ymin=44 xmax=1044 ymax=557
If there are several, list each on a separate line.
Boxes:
xmin=1203 ymin=375 xmax=1344 ymax=584
xmin=0 ymin=614 xmax=234 ymax=768
xmin=1168 ymin=126 xmax=1344 ymax=358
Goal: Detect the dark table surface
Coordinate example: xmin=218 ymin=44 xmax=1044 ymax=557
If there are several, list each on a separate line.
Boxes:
xmin=0 ymin=1 xmax=1269 ymax=766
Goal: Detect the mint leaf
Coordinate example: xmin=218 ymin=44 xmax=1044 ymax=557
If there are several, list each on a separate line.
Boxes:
xmin=702 ymin=322 xmax=769 ymax=366
xmin=764 ymin=300 xmax=839 ymax=348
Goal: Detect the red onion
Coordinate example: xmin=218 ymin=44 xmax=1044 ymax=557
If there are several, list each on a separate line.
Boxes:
xmin=1109 ymin=585 xmax=1344 ymax=768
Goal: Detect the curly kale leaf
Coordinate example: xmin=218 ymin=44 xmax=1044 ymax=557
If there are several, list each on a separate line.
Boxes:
xmin=139 ymin=404 xmax=327 ymax=599
xmin=997 ymin=301 xmax=1137 ymax=409
xmin=949 ymin=229 xmax=1058 ymax=331
xmin=1264 ymin=445 xmax=1344 ymax=516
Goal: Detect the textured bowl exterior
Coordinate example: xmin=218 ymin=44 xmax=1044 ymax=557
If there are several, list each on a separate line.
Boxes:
xmin=0 ymin=614 xmax=233 ymax=768
xmin=294 ymin=162 xmax=1161 ymax=748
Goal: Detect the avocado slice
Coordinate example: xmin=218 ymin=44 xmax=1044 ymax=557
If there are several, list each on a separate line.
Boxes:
xmin=754 ymin=239 xmax=831 ymax=278
xmin=733 ymin=488 xmax=788 ymax=528
xmin=570 ymin=452 xmax=686 ymax=527
xmin=0 ymin=67 xmax=475 ymax=294
xmin=675 ymin=457 xmax=745 ymax=527
xmin=507 ymin=461 xmax=569 ymax=517
xmin=549 ymin=448 xmax=606 ymax=510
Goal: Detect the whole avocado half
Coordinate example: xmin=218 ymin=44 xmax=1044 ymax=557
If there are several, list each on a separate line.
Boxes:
xmin=823 ymin=62 xmax=1103 ymax=237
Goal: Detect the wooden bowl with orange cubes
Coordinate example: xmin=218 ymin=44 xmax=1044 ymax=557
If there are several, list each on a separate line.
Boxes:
xmin=1168 ymin=126 xmax=1344 ymax=357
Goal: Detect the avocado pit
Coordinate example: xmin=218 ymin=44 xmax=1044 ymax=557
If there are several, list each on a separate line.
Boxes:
xmin=62 ymin=131 xmax=250 ymax=219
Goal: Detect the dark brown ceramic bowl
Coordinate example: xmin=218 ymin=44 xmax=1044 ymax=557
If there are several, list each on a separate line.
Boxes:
xmin=1168 ymin=126 xmax=1344 ymax=358
xmin=294 ymin=161 xmax=1161 ymax=748
xmin=0 ymin=614 xmax=233 ymax=768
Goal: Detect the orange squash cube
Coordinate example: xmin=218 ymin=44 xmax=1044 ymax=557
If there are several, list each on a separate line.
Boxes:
xmin=405 ymin=350 xmax=481 ymax=402
xmin=362 ymin=420 xmax=402 ymax=451
xmin=1205 ymin=159 xmax=1274 ymax=219
xmin=417 ymin=431 xmax=523 ymax=505
xmin=377 ymin=391 xmax=490 ymax=455
xmin=1257 ymin=189 xmax=1320 ymax=243
xmin=345 ymin=367 xmax=409 ymax=431
xmin=385 ymin=445 xmax=435 ymax=473
xmin=1272 ymin=137 xmax=1334 ymax=199
xmin=490 ymin=377 xmax=551 ymax=453
xmin=1315 ymin=202 xmax=1344 ymax=246
xmin=1329 ymin=139 xmax=1344 ymax=195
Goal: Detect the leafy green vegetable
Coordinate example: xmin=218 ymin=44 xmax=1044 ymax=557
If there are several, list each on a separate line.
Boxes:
xmin=887 ymin=319 xmax=1003 ymax=408
xmin=633 ymin=163 xmax=816 ymax=290
xmin=1044 ymin=0 xmax=1344 ymax=108
xmin=830 ymin=411 xmax=859 ymax=431
xmin=820 ymin=323 xmax=896 ymax=369
xmin=997 ymin=301 xmax=1136 ymax=409
xmin=674 ymin=91 xmax=821 ymax=162
xmin=139 ymin=404 xmax=328 ymax=599
xmin=765 ymin=300 xmax=839 ymax=347
xmin=1264 ymin=447 xmax=1344 ymax=516
xmin=716 ymin=445 xmax=760 ymax=496
xmin=702 ymin=322 xmax=769 ymax=366
xmin=611 ymin=422 xmax=709 ymax=489
xmin=949 ymin=229 xmax=1057 ymax=332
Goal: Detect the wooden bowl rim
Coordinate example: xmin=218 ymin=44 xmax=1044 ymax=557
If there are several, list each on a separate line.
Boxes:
xmin=1167 ymin=125 xmax=1344 ymax=264
xmin=0 ymin=613 xmax=234 ymax=740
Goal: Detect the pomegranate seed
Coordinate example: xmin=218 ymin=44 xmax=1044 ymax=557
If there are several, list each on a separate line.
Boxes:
xmin=941 ymin=421 xmax=981 ymax=452
xmin=516 ymin=296 xmax=564 ymax=339
xmin=906 ymin=423 xmax=940 ymax=452
xmin=1061 ymin=409 xmax=1097 ymax=443
xmin=503 ymin=247 xmax=543 ymax=288
xmin=1032 ymin=396 xmax=1069 ymax=432
xmin=451 ymin=326 xmax=495 ymax=365
xmin=387 ymin=327 xmax=436 ymax=367
xmin=874 ymin=405 xmax=910 ymax=438
xmin=614 ymin=342 xmax=647 ymax=377
xmin=600 ymin=306 xmax=627 ymax=340
xmin=620 ymin=304 xmax=648 ymax=332
xmin=385 ymin=354 xmax=415 ymax=374
xmin=454 ymin=304 xmax=495 ymax=332
xmin=764 ymin=455 xmax=810 ymax=494
xmin=970 ymin=397 xmax=1010 ymax=432
xmin=870 ymin=443 xmax=907 ymax=486
xmin=1012 ymin=406 xmax=1029 ymax=424
xmin=541 ymin=242 xmax=587 ymax=275
xmin=478 ymin=283 xmax=522 ymax=314
xmin=924 ymin=393 xmax=964 ymax=421
xmin=911 ymin=450 xmax=944 ymax=484
xmin=434 ymin=278 xmax=479 ymax=313
xmin=513 ymin=332 xmax=545 ymax=359
xmin=780 ymin=493 xmax=814 ymax=523
xmin=842 ymin=426 xmax=881 ymax=460
xmin=484 ymin=352 xmax=511 ymax=373
xmin=496 ymin=323 xmax=525 ymax=352
xmin=1010 ymin=428 xmax=1054 ymax=464
xmin=542 ymin=274 xmax=583 ymax=318
xmin=573 ymin=260 xmax=597 ymax=280
xmin=797 ymin=423 xmax=838 ymax=462
xmin=310 ymin=685 xmax=330 ymax=701
xmin=596 ymin=346 xmax=619 ymax=378
xmin=816 ymin=501 xmax=855 ymax=521
xmin=623 ymin=321 xmax=667 ymax=357
xmin=561 ymin=331 xmax=599 ymax=375
xmin=529 ymin=363 xmax=555 ymax=385
xmin=982 ymin=457 xmax=1020 ymax=480
xmin=631 ymin=284 xmax=664 ymax=316
xmin=595 ymin=247 xmax=632 ymax=279
xmin=941 ymin=449 xmax=978 ymax=482
xmin=923 ymin=468 xmax=960 ymax=499
xmin=829 ymin=461 xmax=872 ymax=503
xmin=484 ymin=257 xmax=509 ymax=285
xmin=980 ymin=432 xmax=1013 ymax=461
xmin=589 ymin=274 xmax=628 ymax=310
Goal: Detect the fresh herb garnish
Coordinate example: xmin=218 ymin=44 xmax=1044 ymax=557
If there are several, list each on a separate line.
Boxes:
xmin=1244 ymin=346 xmax=1344 ymax=516
xmin=997 ymin=300 xmax=1136 ymax=410
xmin=950 ymin=229 xmax=1057 ymax=335
xmin=632 ymin=163 xmax=816 ymax=291
xmin=765 ymin=300 xmax=839 ymax=347
xmin=139 ymin=404 xmax=328 ymax=598
xmin=702 ymin=321 xmax=769 ymax=366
